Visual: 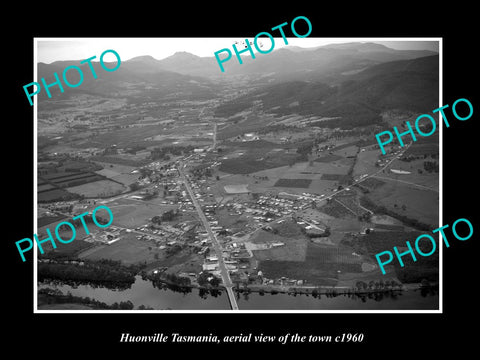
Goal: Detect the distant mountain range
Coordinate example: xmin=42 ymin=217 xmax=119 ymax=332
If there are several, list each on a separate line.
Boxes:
xmin=36 ymin=56 xmax=221 ymax=104
xmin=152 ymin=42 xmax=437 ymax=82
xmin=38 ymin=42 xmax=437 ymax=84
xmin=37 ymin=42 xmax=439 ymax=128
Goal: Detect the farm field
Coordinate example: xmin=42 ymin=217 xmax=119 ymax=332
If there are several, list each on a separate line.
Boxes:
xmin=351 ymin=230 xmax=439 ymax=283
xmin=320 ymin=198 xmax=358 ymax=219
xmin=38 ymin=183 xmax=56 ymax=192
xmin=105 ymin=197 xmax=179 ymax=228
xmin=94 ymin=162 xmax=141 ymax=186
xmin=67 ymin=180 xmax=126 ymax=197
xmin=403 ymin=139 xmax=439 ymax=156
xmin=332 ymin=145 xmax=358 ymax=158
xmin=38 ymin=214 xmax=67 ymax=227
xmin=353 ymin=148 xmax=380 ymax=177
xmin=41 ymin=171 xmax=105 ymax=188
xmin=38 ymin=188 xmax=74 ymax=202
xmin=367 ymin=181 xmax=439 ymax=226
xmin=90 ymin=155 xmax=150 ymax=167
xmin=379 ymin=160 xmax=439 ymax=190
xmin=249 ymin=156 xmax=351 ymax=178
xmin=215 ymin=173 xmax=258 ymax=188
xmin=224 ymin=184 xmax=250 ymax=194
xmin=249 ymin=229 xmax=308 ymax=262
xmin=274 ymin=178 xmax=312 ymax=188
xmin=236 ymin=160 xmax=351 ymax=195
xmin=320 ymin=173 xmax=346 ymax=181
xmin=80 ymin=233 xmax=161 ymax=265
xmin=217 ymin=115 xmax=275 ymax=140
xmin=38 ymin=239 xmax=94 ymax=258
xmin=258 ymin=242 xmax=365 ymax=286
xmin=218 ymin=153 xmax=300 ymax=174
xmin=314 ymin=154 xmax=342 ymax=163
xmin=36 ymin=216 xmax=101 ymax=256
xmin=73 ymin=124 xmax=169 ymax=148
xmin=370 ymin=214 xmax=406 ymax=226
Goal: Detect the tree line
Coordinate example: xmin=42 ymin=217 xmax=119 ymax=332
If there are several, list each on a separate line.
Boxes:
xmin=39 ymin=288 xmax=135 ymax=309
xmin=150 ymin=145 xmax=195 ymax=161
xmin=38 ymin=259 xmax=143 ymax=290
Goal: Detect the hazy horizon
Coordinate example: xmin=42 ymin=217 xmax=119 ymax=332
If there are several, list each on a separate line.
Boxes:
xmin=36 ymin=38 xmax=440 ymax=64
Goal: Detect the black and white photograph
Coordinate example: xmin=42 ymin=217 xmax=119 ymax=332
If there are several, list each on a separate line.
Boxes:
xmin=6 ymin=5 xmax=478 ymax=354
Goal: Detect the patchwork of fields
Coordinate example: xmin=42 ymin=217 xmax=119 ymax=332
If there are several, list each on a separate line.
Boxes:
xmin=258 ymin=242 xmax=366 ymax=286
xmin=38 ymin=169 xmax=128 ymax=201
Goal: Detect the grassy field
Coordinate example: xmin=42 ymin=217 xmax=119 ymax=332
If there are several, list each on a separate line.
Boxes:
xmin=214 ymin=208 xmax=249 ymax=232
xmin=250 ymin=229 xmax=308 ymax=262
xmin=321 ymin=174 xmax=346 ymax=181
xmin=320 ymin=199 xmax=357 ymax=219
xmin=67 ymin=180 xmax=126 ymax=197
xmin=367 ymin=181 xmax=439 ymax=226
xmin=379 ymin=159 xmax=439 ymax=189
xmin=41 ymin=171 xmax=106 ymax=188
xmin=307 ymin=180 xmax=337 ymax=194
xmin=358 ymin=177 xmax=386 ymax=190
xmin=231 ymin=159 xmax=349 ymax=195
xmin=94 ymin=162 xmax=140 ymax=186
xmin=314 ymin=154 xmax=342 ymax=163
xmin=38 ymin=184 xmax=56 ymax=192
xmin=38 ymin=214 xmax=67 ymax=227
xmin=75 ymin=124 xmax=169 ymax=148
xmin=38 ymin=238 xmax=94 ymax=257
xmin=258 ymin=242 xmax=364 ymax=286
xmin=38 ymin=188 xmax=75 ymax=202
xmin=219 ymin=152 xmax=301 ymax=174
xmin=224 ymin=184 xmax=250 ymax=193
xmin=217 ymin=115 xmax=275 ymax=140
xmin=106 ymin=197 xmax=178 ymax=228
xmin=370 ymin=214 xmax=404 ymax=225
xmin=90 ymin=155 xmax=150 ymax=167
xmin=404 ymin=141 xmax=439 ymax=156
xmin=332 ymin=145 xmax=358 ymax=157
xmin=80 ymin=233 xmax=161 ymax=265
xmin=347 ymin=230 xmax=439 ymax=283
xmin=274 ymin=178 xmax=312 ymax=188
xmin=353 ymin=148 xmax=380 ymax=177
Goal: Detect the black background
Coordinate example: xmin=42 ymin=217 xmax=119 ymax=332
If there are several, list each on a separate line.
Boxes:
xmin=5 ymin=3 xmax=477 ymax=354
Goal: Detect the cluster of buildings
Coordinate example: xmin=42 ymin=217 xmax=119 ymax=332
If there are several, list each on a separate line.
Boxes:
xmin=201 ymin=241 xmax=252 ymax=278
xmin=83 ymin=226 xmax=122 ymax=245
xmin=40 ymin=201 xmax=77 ymax=213
xmin=134 ymin=222 xmax=184 ymax=242
xmin=222 ymin=194 xmax=314 ymax=224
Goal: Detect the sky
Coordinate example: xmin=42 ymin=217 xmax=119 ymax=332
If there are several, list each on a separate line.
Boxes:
xmin=36 ymin=38 xmax=440 ymax=64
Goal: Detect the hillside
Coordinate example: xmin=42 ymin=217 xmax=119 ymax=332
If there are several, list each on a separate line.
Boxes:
xmin=214 ymin=55 xmax=439 ymax=129
xmin=36 ymin=56 xmax=220 ymax=107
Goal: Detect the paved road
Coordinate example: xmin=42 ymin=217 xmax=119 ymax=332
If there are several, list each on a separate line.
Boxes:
xmin=178 ymin=165 xmax=239 ymax=310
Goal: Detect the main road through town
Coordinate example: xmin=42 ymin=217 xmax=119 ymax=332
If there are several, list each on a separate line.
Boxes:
xmin=178 ymin=164 xmax=239 ymax=310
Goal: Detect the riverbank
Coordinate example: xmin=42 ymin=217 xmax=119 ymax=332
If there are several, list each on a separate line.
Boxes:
xmin=38 ymin=275 xmax=439 ymax=310
xmin=145 ymin=272 xmax=438 ymax=298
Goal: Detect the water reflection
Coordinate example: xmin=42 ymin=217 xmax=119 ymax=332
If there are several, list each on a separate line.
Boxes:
xmin=38 ymin=276 xmax=439 ymax=310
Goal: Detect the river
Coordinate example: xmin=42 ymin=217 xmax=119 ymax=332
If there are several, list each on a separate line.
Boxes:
xmin=38 ymin=276 xmax=439 ymax=311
